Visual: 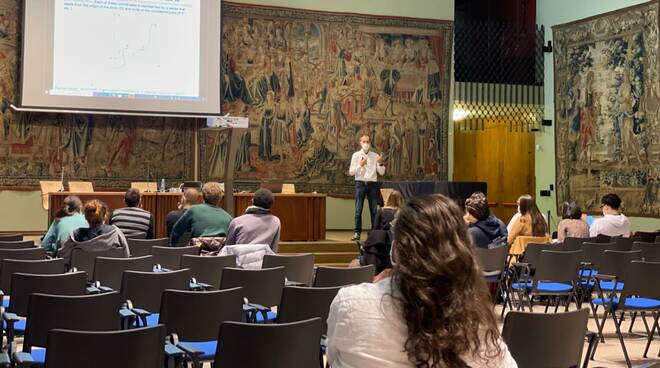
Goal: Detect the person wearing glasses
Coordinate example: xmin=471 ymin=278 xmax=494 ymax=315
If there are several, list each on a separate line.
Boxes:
xmin=589 ymin=193 xmax=631 ymax=238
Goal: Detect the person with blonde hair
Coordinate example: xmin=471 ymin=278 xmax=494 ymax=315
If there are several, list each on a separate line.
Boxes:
xmin=58 ymin=200 xmax=129 ymax=265
xmin=170 ymin=182 xmax=233 ymax=247
xmin=166 ymin=188 xmax=201 ymax=237
xmin=42 ymin=196 xmax=88 ymax=253
xmin=373 ymin=190 xmax=404 ymax=231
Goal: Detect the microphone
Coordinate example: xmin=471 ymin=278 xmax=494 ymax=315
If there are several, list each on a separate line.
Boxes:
xmin=59 ymin=166 xmax=65 ymax=192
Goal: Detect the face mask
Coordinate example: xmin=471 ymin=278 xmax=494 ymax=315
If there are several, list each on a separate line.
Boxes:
xmin=361 ymin=143 xmax=370 ymax=152
xmin=389 ymin=242 xmax=396 ymax=266
xmin=517 ymin=205 xmax=521 ymax=214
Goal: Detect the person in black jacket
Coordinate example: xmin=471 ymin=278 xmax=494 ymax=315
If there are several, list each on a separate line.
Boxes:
xmin=464 ymin=192 xmax=507 ymax=248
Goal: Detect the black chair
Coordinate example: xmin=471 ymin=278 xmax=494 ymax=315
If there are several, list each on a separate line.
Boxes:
xmin=220 ymin=267 xmax=285 ymax=323
xmin=559 ymin=237 xmax=585 ymax=252
xmin=0 ymin=234 xmax=22 ymax=242
xmin=580 ymin=242 xmax=617 ymax=271
xmin=631 ymin=241 xmax=660 ymax=262
xmin=613 ymin=236 xmax=635 ymax=251
xmin=0 ymin=259 xmax=66 ymax=295
xmin=475 ymin=244 xmax=510 ymax=305
xmin=120 ymin=269 xmax=191 ymax=326
xmin=180 ymin=254 xmax=236 ymax=289
xmin=313 ymin=265 xmax=374 ymax=287
xmin=159 ymin=288 xmax=243 ymax=367
xmin=214 ymin=318 xmax=322 ymax=368
xmin=520 ymin=243 xmax=556 ymax=268
xmin=512 ymin=250 xmax=582 ymax=313
xmin=0 ymin=241 xmax=35 ymax=250
xmin=595 ymin=234 xmax=612 ymax=243
xmin=277 ymin=286 xmax=341 ymax=335
xmin=127 ymin=238 xmax=169 ymax=257
xmin=502 ymin=309 xmax=592 ymax=368
xmin=263 ymin=254 xmax=315 ymax=286
xmin=0 ymin=248 xmax=45 ymax=263
xmin=633 ymin=231 xmax=660 ymax=243
xmin=151 ymin=246 xmax=200 ymax=270
xmin=3 ymin=272 xmax=87 ymax=351
xmin=592 ymin=261 xmax=660 ymax=367
xmin=70 ymin=248 xmax=128 ymax=282
xmin=17 ymin=292 xmax=122 ymax=366
xmin=93 ymin=256 xmax=154 ymax=290
xmin=656 ymin=235 xmax=660 ymax=243
xmin=44 ymin=325 xmax=166 ymax=368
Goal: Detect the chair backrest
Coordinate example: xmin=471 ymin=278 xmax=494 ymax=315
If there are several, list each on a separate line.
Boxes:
xmin=23 ymin=292 xmax=122 ymax=351
xmin=633 ymin=231 xmax=660 ymax=243
xmin=595 ymin=234 xmax=612 ymax=243
xmin=631 ymin=241 xmax=660 ymax=262
xmin=180 ymin=254 xmax=236 ymax=289
xmin=580 ymin=242 xmax=617 ymax=268
xmin=558 ymin=237 xmax=584 ymax=252
xmin=93 ymin=256 xmax=154 ymax=290
xmin=0 ymin=240 xmax=35 ymax=249
xmin=656 ymin=235 xmax=660 ymax=243
xmin=45 ymin=325 xmax=165 ymax=368
xmin=474 ymin=244 xmax=510 ymax=274
xmin=521 ymin=243 xmax=555 ymax=268
xmin=510 ymin=236 xmax=549 ymax=258
xmin=120 ymin=269 xmax=191 ymax=312
xmin=0 ymin=258 xmax=66 ymax=294
xmin=71 ymin=248 xmax=128 ymax=282
xmin=277 ymin=286 xmax=342 ymax=334
xmin=262 ymin=254 xmax=315 ymax=286
xmin=502 ymin=309 xmax=589 ymax=368
xmin=215 ymin=318 xmax=322 ymax=368
xmin=159 ymin=288 xmax=243 ymax=342
xmin=613 ymin=236 xmax=635 ymax=251
xmin=598 ymin=250 xmax=643 ymax=280
xmin=9 ymin=271 xmax=88 ymax=316
xmin=619 ymin=261 xmax=660 ymax=300
xmin=313 ymin=265 xmax=374 ymax=287
xmin=0 ymin=234 xmax=22 ymax=242
xmin=534 ymin=250 xmax=582 ymax=287
xmin=151 ymin=246 xmax=200 ymax=270
xmin=220 ymin=267 xmax=285 ymax=307
xmin=127 ymin=238 xmax=170 ymax=257
xmin=0 ymin=247 xmax=46 ymax=263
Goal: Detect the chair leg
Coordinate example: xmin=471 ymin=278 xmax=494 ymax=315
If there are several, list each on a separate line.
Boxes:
xmin=628 ymin=311 xmax=637 ymax=333
xmin=583 ymin=332 xmax=598 ymax=368
xmin=612 ymin=310 xmax=632 ymax=368
xmin=643 ymin=312 xmax=659 ymax=358
xmin=544 ymin=297 xmax=551 ymax=313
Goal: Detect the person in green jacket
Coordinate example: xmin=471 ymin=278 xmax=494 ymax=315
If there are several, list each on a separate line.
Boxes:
xmin=170 ymin=182 xmax=232 ymax=246
xmin=42 ymin=196 xmax=89 ymax=253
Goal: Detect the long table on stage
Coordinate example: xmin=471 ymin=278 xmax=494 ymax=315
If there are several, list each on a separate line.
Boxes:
xmin=233 ymin=193 xmax=326 ymax=241
xmin=49 ymin=192 xmax=327 ymax=241
xmin=48 ymin=192 xmax=181 ymax=239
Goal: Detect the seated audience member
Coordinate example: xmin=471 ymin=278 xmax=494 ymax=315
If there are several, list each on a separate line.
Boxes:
xmin=506 ymin=195 xmax=548 ymax=234
xmin=557 ymin=201 xmax=589 ymax=242
xmin=166 ymin=188 xmax=201 ymax=237
xmin=42 ymin=196 xmax=89 ymax=253
xmin=590 ymin=193 xmax=631 ymax=238
xmin=327 ymin=195 xmax=517 ymax=367
xmin=225 ymin=188 xmax=281 ymax=252
xmin=507 ymin=194 xmax=548 ymax=245
xmin=373 ymin=190 xmax=404 ymax=231
xmin=464 ymin=192 xmax=507 ymax=248
xmin=58 ymin=200 xmax=129 ymax=265
xmin=109 ymin=188 xmax=154 ymax=239
xmin=171 ymin=182 xmax=232 ymax=250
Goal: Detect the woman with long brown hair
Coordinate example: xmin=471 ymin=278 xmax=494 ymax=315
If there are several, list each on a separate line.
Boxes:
xmin=507 ymin=194 xmax=548 ymax=245
xmin=327 ymin=194 xmax=517 ymax=367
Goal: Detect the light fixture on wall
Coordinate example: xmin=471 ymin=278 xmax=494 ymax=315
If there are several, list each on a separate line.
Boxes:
xmin=453 ymin=108 xmax=469 ymax=122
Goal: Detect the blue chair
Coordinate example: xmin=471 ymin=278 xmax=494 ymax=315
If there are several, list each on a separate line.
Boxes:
xmin=220 ymin=267 xmax=285 ymax=323
xmin=591 ymin=261 xmax=660 ymax=367
xmin=159 ymin=288 xmax=243 ymax=367
xmin=511 ymin=250 xmax=582 ymax=313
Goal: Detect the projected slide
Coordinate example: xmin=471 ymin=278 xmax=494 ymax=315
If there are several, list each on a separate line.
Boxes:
xmin=51 ymin=0 xmax=201 ymax=101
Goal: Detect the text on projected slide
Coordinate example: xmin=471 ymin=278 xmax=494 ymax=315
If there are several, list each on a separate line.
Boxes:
xmin=51 ymin=0 xmax=201 ymax=101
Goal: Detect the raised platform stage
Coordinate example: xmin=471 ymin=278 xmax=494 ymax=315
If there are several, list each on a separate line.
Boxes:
xmin=279 ymin=231 xmax=359 ymax=266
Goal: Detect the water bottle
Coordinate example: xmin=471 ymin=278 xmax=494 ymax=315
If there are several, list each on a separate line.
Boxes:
xmin=160 ymin=178 xmax=166 ymax=192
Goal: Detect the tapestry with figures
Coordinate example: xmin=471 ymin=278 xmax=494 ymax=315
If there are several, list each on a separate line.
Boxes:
xmin=0 ymin=1 xmax=193 ymax=188
xmin=201 ymin=3 xmax=453 ymax=194
xmin=554 ymin=1 xmax=660 ymax=217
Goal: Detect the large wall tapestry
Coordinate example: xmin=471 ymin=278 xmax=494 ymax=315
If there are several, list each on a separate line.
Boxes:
xmin=201 ymin=3 xmax=453 ymax=195
xmin=554 ymin=1 xmax=660 ymax=217
xmin=0 ymin=1 xmax=193 ymax=188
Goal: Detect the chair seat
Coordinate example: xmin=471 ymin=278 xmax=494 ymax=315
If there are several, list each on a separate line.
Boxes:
xmin=580 ymin=269 xmax=598 ymax=278
xmin=511 ymin=281 xmax=572 ymax=292
xmin=31 ymin=347 xmax=46 ymax=365
xmin=593 ymin=297 xmax=660 ymax=310
xmin=3 ymin=318 xmax=26 ymax=334
xmin=254 ymin=310 xmax=277 ymax=323
xmin=178 ymin=340 xmax=217 ymax=361
xmin=145 ymin=313 xmax=160 ymax=326
xmin=599 ymin=281 xmax=624 ymax=291
xmin=2 ymin=298 xmax=8 ymax=309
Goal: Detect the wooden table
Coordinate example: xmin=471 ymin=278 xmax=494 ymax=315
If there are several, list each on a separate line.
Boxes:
xmin=233 ymin=193 xmax=326 ymax=241
xmin=48 ymin=192 xmax=182 ymax=239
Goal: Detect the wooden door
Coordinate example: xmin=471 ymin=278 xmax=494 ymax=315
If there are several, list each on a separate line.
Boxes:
xmin=453 ymin=119 xmax=535 ymax=223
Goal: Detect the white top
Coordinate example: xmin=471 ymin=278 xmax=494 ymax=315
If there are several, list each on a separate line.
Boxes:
xmin=349 ymin=150 xmax=385 ymax=182
xmin=589 ymin=214 xmax=631 ymax=238
xmin=326 ymin=278 xmax=518 ymax=368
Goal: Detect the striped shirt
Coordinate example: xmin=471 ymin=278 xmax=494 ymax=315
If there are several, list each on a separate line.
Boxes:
xmin=109 ymin=207 xmax=154 ymax=239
